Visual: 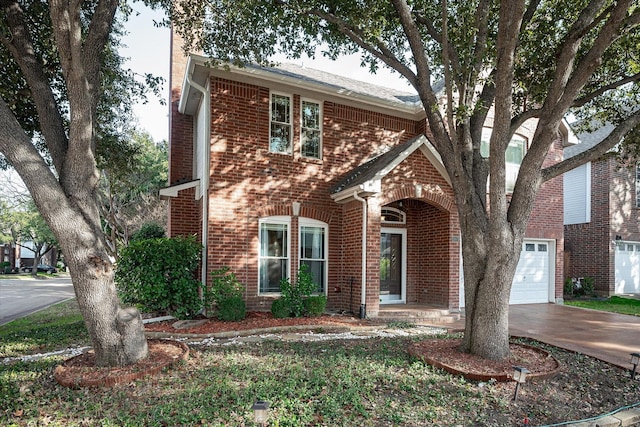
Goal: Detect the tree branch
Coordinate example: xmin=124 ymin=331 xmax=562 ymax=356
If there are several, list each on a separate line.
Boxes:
xmin=573 ymin=72 xmax=640 ymax=108
xmin=0 ymin=0 xmax=68 ymax=175
xmin=542 ymin=110 xmax=640 ymax=182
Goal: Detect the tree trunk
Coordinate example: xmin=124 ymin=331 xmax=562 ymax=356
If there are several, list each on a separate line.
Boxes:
xmin=67 ymin=252 xmax=148 ymax=366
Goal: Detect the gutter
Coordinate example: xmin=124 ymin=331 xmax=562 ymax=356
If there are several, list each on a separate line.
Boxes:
xmin=352 ymin=191 xmax=368 ymax=319
xmin=184 ymin=70 xmax=210 ymax=287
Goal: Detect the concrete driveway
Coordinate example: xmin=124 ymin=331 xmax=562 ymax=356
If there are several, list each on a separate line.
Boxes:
xmin=509 ymin=303 xmax=640 ymax=369
xmin=0 ymin=275 xmax=75 ymax=326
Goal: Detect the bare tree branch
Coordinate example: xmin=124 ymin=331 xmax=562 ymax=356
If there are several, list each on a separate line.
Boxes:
xmin=573 ymin=72 xmax=640 ymax=108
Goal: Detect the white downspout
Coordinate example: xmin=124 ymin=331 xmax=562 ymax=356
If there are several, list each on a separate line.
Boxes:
xmin=352 ymin=191 xmax=367 ymax=319
xmin=185 ymin=72 xmax=210 ymax=287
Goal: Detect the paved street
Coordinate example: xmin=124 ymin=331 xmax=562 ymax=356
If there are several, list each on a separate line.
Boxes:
xmin=0 ymin=275 xmax=75 ymax=326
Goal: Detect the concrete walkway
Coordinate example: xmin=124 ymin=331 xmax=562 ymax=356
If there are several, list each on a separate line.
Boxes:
xmin=508 ymin=304 xmax=640 ymax=369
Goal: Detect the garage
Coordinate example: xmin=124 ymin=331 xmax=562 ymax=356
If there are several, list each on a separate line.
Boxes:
xmin=615 ymin=241 xmax=640 ymax=294
xmin=460 ymin=239 xmax=553 ymax=307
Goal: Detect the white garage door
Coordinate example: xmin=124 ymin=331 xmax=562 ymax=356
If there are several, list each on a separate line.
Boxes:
xmin=510 ymin=241 xmax=551 ymax=304
xmin=615 ymin=242 xmax=640 ymax=294
xmin=459 ymin=240 xmax=552 ymax=307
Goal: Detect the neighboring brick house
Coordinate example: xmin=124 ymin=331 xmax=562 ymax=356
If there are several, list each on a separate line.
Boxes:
xmin=164 ymin=41 xmax=566 ymax=317
xmin=564 ymin=124 xmax=640 ymax=295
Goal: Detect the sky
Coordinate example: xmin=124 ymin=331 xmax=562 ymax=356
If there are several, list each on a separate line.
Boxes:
xmin=121 ymin=4 xmax=416 ymax=143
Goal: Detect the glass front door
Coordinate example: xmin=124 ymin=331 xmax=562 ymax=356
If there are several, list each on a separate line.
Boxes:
xmin=380 ymin=231 xmax=403 ymax=302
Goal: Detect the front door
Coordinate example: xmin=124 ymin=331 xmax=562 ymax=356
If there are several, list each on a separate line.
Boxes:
xmin=380 ymin=229 xmax=406 ymax=303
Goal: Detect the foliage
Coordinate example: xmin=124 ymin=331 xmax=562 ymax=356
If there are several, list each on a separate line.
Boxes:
xmin=303 ymin=295 xmax=327 ymax=317
xmin=279 ymin=264 xmax=319 ymax=318
xmin=100 ymin=132 xmax=168 ymax=258
xmin=210 ymin=267 xmax=246 ymax=321
xmin=130 ymin=222 xmax=166 ymax=242
xmin=564 ymin=277 xmax=575 ymax=296
xmin=270 ymin=297 xmax=290 ymax=319
xmin=115 ymin=236 xmax=203 ymax=319
xmin=581 ymin=277 xmax=595 ymax=296
xmin=566 ymin=296 xmax=640 ymax=317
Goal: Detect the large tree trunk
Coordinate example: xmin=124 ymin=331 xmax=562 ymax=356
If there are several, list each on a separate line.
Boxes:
xmin=461 ymin=234 xmax=523 ymax=360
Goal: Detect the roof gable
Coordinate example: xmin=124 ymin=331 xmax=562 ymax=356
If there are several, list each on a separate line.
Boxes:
xmin=330 ymin=135 xmax=450 ymax=202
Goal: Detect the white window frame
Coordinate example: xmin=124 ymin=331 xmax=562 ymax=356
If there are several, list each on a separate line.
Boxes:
xmin=381 ymin=207 xmax=406 ymax=224
xmin=299 ymin=218 xmax=328 ymax=295
xmin=258 ymin=216 xmax=291 ymax=294
xmin=300 ymin=98 xmax=322 ymax=160
xmin=269 ymin=92 xmax=293 ymax=155
xmin=480 ymin=128 xmax=527 ymax=193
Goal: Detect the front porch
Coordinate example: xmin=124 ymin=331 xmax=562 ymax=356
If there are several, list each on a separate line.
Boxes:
xmin=377 ymin=304 xmax=462 ymax=325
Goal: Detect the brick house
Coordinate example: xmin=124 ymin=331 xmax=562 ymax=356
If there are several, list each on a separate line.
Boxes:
xmin=564 ymin=124 xmax=640 ymax=295
xmin=164 ymin=40 xmax=566 ymax=318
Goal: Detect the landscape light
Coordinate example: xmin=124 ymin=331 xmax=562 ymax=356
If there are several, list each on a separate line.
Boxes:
xmin=252 ymin=400 xmax=269 ymax=426
xmin=512 ymin=366 xmax=530 ymax=401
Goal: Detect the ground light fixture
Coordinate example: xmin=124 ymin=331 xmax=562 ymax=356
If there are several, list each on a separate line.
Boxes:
xmin=631 ymin=353 xmax=640 ymax=380
xmin=512 ymin=366 xmax=530 ymax=402
xmin=252 ymin=400 xmax=269 ymax=426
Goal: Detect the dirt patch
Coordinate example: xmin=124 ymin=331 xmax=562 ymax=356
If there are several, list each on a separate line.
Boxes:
xmin=54 ymin=339 xmax=189 ymax=388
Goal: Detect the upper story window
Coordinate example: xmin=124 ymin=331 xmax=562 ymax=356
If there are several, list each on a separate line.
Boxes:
xmin=480 ymin=130 xmax=527 ymax=193
xmin=635 ymin=164 xmax=640 ymax=208
xmin=270 ymin=93 xmax=292 ymax=154
xmin=381 ymin=207 xmax=406 ymax=224
xmin=301 ymin=99 xmax=322 ymax=159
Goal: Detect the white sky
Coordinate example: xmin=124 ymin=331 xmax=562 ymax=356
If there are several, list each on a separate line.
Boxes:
xmin=121 ymin=4 xmax=416 ymax=143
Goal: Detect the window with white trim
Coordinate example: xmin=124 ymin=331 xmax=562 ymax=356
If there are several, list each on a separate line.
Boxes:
xmin=381 ymin=207 xmax=406 ymax=224
xmin=259 ymin=216 xmax=290 ymax=293
xmin=480 ymin=129 xmax=527 ymax=192
xmin=270 ymin=93 xmax=292 ymax=154
xmin=301 ymin=99 xmax=322 ymax=159
xmin=299 ymin=219 xmax=328 ymax=293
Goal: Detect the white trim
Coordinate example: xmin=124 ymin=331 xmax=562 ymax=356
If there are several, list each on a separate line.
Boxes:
xmin=381 ymin=207 xmax=406 ymax=224
xmin=299 ymin=218 xmax=329 ymax=295
xmin=258 ymin=216 xmax=291 ymax=295
xmin=300 ymin=97 xmax=323 ymax=160
xmin=269 ymin=91 xmax=293 ymax=155
xmin=380 ymin=227 xmax=407 ymax=305
xmin=159 ymin=180 xmax=201 ymax=200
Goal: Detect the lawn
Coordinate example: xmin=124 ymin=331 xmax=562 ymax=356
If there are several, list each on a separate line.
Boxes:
xmin=1 ymin=301 xmax=639 ymax=426
xmin=564 ymin=295 xmax=640 ymax=316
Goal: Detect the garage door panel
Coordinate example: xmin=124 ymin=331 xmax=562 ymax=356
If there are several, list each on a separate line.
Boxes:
xmin=615 ymin=242 xmax=640 ymax=294
xmin=510 ymin=242 xmax=550 ymax=305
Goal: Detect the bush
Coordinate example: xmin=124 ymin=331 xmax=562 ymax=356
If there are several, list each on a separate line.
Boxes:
xmin=115 ymin=236 xmax=203 ymax=319
xmin=280 ymin=264 xmax=318 ymax=318
xmin=271 ymin=298 xmax=291 ymax=319
xmin=303 ymin=295 xmax=327 ymax=317
xmin=563 ymin=277 xmax=574 ymax=296
xmin=210 ymin=267 xmax=246 ymax=321
xmin=1 ymin=261 xmax=11 ymax=274
xmin=216 ymin=296 xmax=246 ymax=321
xmin=130 ymin=222 xmax=166 ymax=241
xmin=582 ymin=276 xmax=595 ymax=296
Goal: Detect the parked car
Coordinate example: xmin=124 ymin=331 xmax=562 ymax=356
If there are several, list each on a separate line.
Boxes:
xmin=23 ymin=264 xmax=57 ymax=273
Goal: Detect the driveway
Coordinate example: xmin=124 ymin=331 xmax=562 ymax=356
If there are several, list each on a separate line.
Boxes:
xmin=0 ymin=275 xmax=75 ymax=326
xmin=509 ymin=303 xmax=640 ymax=369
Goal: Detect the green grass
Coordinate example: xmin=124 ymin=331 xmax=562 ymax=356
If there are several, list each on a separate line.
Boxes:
xmin=565 ymin=296 xmax=640 ymax=316
xmin=1 ymin=300 xmax=639 ymax=426
xmin=0 ymin=300 xmax=89 ymax=358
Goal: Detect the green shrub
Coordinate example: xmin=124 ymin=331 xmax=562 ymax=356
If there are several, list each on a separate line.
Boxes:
xmin=130 ymin=222 xmax=166 ymax=241
xmin=115 ymin=236 xmax=203 ymax=319
xmin=279 ymin=264 xmax=318 ymax=317
xmin=582 ymin=276 xmax=595 ymax=296
xmin=564 ymin=277 xmax=574 ymax=296
xmin=1 ymin=261 xmax=11 ymax=274
xmin=303 ymin=295 xmax=327 ymax=317
xmin=210 ymin=267 xmax=246 ymax=321
xmin=216 ymin=296 xmax=246 ymax=321
xmin=271 ymin=298 xmax=291 ymax=319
